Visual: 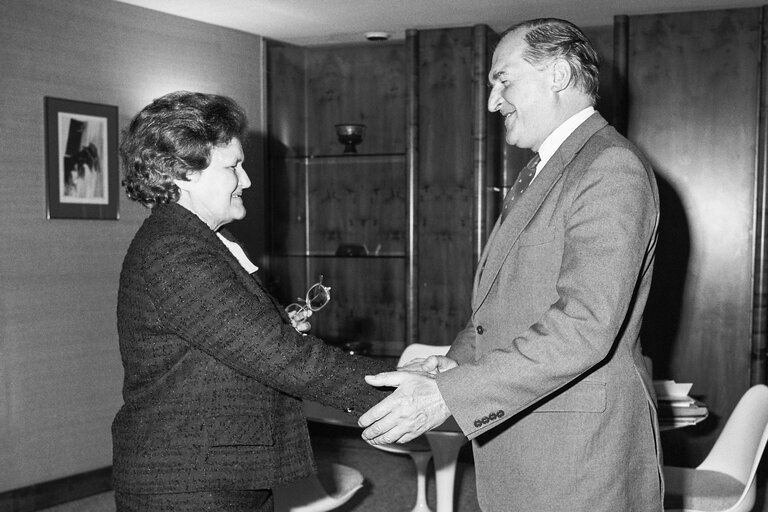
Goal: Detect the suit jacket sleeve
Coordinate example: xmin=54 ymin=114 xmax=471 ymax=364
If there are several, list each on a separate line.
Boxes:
xmin=436 ymin=146 xmax=658 ymax=439
xmin=139 ymin=232 xmax=392 ymax=416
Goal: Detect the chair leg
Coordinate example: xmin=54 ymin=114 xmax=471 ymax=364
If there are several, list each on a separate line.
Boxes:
xmin=409 ymin=451 xmax=433 ymax=512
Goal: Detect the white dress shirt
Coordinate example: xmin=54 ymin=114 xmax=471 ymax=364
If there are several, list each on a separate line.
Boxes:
xmin=532 ymin=106 xmax=595 ymax=181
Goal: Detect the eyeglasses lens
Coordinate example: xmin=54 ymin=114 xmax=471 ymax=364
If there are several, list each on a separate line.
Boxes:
xmin=306 ymin=283 xmax=330 ymax=311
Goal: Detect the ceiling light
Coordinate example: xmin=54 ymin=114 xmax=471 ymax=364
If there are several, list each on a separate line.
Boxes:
xmin=364 ymin=31 xmax=390 ymax=41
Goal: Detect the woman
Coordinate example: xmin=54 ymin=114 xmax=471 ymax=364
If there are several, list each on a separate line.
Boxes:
xmin=112 ymin=91 xmax=392 ymax=511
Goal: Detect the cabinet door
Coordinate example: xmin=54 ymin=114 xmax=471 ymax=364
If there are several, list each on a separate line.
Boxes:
xmin=625 ymin=7 xmax=762 ymax=462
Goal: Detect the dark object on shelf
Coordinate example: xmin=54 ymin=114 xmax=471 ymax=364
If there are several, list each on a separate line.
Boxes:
xmin=341 ymin=340 xmax=372 ymax=356
xmin=335 ymin=124 xmax=366 ymax=153
xmin=335 ymin=243 xmax=368 ymax=256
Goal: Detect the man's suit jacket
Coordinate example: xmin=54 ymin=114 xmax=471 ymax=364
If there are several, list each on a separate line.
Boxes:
xmin=436 ymin=113 xmax=663 ymax=511
xmin=112 ymin=203 xmax=391 ymax=494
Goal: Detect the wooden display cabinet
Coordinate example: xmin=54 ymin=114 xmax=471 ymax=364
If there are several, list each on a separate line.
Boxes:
xmin=265 ymin=38 xmax=412 ymax=356
xmin=265 ymin=26 xmax=501 ymax=356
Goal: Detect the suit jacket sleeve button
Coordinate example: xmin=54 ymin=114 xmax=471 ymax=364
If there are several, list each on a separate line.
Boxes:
xmin=474 ymin=419 xmax=483 ymax=428
xmin=497 ymin=410 xmax=505 ymax=418
xmin=476 ymin=325 xmax=484 ymax=334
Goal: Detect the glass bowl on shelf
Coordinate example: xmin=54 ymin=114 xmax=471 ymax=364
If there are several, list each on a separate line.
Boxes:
xmin=335 ymin=123 xmax=366 ymax=154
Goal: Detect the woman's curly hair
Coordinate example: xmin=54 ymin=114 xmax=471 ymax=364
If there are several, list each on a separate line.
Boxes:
xmin=120 ymin=91 xmax=247 ymax=206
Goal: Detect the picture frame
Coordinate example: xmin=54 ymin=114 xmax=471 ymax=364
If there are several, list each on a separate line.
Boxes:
xmin=44 ymin=97 xmax=119 ymax=220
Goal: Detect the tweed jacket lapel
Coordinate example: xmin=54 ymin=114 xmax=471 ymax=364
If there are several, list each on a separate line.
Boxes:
xmin=156 ymin=204 xmax=274 ymax=306
xmin=216 ymin=229 xmax=296 ymax=325
xmin=474 ymin=112 xmax=609 ymax=311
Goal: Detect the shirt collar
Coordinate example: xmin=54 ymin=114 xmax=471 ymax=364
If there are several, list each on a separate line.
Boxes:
xmin=217 ymin=232 xmax=259 ymax=274
xmin=535 ymin=106 xmax=595 ymax=174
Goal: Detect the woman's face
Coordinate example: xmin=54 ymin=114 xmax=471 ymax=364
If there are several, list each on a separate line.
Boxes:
xmin=175 ymin=138 xmax=250 ymax=231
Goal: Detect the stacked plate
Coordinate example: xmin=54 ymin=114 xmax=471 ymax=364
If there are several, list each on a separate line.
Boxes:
xmin=653 ymin=380 xmax=708 ymax=428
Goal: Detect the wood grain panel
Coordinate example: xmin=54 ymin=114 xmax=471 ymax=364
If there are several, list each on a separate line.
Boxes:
xmin=754 ymin=6 xmax=768 ymax=386
xmin=627 ymin=8 xmax=761 ymax=462
xmin=305 ymin=43 xmax=406 ymax=156
xmin=307 ymin=156 xmax=406 ymax=255
xmin=266 ymin=42 xmax=307 ymax=157
xmin=269 ymin=253 xmax=407 ymax=357
xmin=308 ymin=257 xmax=407 ymax=357
xmin=270 ymin=158 xmax=307 ymax=255
xmin=583 ymin=25 xmax=615 ymax=126
xmin=417 ymin=27 xmax=478 ymax=344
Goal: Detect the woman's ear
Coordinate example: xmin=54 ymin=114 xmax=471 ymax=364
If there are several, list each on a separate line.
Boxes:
xmin=173 ymin=173 xmax=199 ymax=192
xmin=551 ymin=59 xmax=572 ymax=93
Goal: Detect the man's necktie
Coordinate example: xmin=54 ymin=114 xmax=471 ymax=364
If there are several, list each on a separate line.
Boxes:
xmin=501 ymin=153 xmax=540 ymax=222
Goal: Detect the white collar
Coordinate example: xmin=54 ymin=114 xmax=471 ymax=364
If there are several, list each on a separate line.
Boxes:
xmin=217 ymin=232 xmax=259 ymax=274
xmin=536 ymin=106 xmax=595 ymax=173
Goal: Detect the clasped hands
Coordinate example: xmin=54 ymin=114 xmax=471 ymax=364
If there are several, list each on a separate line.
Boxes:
xmin=358 ymin=355 xmax=457 ymax=445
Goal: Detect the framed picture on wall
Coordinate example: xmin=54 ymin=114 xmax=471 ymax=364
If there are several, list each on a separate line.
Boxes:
xmin=44 ymin=97 xmax=119 ymax=220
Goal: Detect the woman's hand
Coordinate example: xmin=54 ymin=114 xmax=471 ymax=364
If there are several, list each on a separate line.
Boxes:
xmin=288 ymin=308 xmax=312 ymax=333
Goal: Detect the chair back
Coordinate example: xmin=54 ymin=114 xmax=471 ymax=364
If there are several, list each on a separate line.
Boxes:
xmin=397 ymin=343 xmax=451 ymax=367
xmin=697 ymin=384 xmax=768 ymax=512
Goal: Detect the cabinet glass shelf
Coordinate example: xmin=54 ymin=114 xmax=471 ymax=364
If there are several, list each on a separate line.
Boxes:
xmin=275 ymin=153 xmax=405 ymax=161
xmin=273 ymin=253 xmax=407 ymax=259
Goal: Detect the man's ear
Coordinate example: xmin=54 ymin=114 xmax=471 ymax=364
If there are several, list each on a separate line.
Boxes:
xmin=551 ymin=59 xmax=572 ymax=92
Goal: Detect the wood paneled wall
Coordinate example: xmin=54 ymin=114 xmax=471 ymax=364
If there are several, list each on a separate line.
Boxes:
xmin=623 ymin=7 xmax=763 ymax=463
xmin=0 ymin=0 xmax=266 ymax=492
xmin=417 ymin=27 xmax=486 ymax=344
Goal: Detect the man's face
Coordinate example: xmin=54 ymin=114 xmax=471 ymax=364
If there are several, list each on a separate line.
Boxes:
xmin=487 ymin=31 xmax=555 ymax=152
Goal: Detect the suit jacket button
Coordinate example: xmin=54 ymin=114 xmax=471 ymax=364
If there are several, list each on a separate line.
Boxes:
xmin=497 ymin=410 xmax=504 ymax=418
xmin=481 ymin=416 xmax=490 ymax=424
xmin=489 ymin=412 xmax=497 ymax=421
xmin=474 ymin=419 xmax=483 ymax=428
xmin=344 ymin=407 xmax=355 ymax=413
xmin=476 ymin=325 xmax=484 ymax=334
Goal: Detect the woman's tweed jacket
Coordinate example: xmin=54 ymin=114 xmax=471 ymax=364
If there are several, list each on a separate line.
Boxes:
xmin=112 ymin=203 xmax=392 ymax=494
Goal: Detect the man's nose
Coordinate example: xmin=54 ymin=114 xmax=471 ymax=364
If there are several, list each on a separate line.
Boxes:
xmin=487 ymin=86 xmax=502 ymax=112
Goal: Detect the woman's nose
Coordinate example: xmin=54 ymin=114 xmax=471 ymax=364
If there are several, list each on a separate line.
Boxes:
xmin=238 ymin=167 xmax=251 ymax=189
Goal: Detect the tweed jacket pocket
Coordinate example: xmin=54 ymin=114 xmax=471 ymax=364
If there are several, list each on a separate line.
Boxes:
xmin=205 ymin=414 xmax=274 ymax=446
xmin=534 ymin=380 xmax=606 ymax=413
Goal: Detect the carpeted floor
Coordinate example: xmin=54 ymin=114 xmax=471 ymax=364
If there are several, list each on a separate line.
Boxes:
xmin=38 ymin=422 xmax=481 ymax=512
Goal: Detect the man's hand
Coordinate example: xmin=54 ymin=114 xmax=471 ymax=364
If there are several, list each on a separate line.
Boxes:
xmin=358 ymin=371 xmax=451 ymax=444
xmin=398 ymin=355 xmax=458 ymax=375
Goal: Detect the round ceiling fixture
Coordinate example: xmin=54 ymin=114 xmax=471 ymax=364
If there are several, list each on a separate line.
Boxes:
xmin=364 ymin=31 xmax=390 ymax=41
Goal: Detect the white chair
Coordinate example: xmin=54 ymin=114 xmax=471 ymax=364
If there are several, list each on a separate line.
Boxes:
xmin=372 ymin=343 xmax=452 ymax=512
xmin=273 ymin=462 xmax=364 ymax=512
xmin=663 ymin=384 xmax=768 ymax=512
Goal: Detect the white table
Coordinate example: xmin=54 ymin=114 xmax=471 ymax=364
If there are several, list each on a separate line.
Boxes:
xmin=303 ymin=401 xmax=467 ymax=512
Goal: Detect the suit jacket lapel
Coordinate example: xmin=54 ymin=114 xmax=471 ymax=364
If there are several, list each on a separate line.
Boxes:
xmin=473 ymin=112 xmax=609 ymax=312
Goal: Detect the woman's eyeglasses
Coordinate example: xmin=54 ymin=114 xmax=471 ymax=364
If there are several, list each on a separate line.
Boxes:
xmin=285 ymin=275 xmax=331 ymax=323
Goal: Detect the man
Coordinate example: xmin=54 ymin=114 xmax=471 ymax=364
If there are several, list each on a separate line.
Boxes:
xmin=359 ymin=18 xmax=663 ymax=511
